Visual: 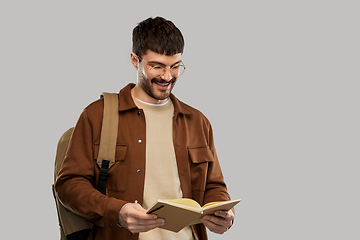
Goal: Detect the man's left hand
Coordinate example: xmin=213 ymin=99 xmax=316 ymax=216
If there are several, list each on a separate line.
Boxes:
xmin=200 ymin=209 xmax=235 ymax=234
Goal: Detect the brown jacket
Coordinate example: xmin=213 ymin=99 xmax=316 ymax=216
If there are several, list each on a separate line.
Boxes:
xmin=55 ymin=83 xmax=231 ymax=240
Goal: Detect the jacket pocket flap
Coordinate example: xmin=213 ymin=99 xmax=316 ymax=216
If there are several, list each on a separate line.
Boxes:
xmin=93 ymin=144 xmax=128 ymax=161
xmin=188 ymin=146 xmax=214 ymax=163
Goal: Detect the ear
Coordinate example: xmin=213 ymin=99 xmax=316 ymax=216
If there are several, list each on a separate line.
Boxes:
xmin=130 ymin=52 xmax=139 ymax=70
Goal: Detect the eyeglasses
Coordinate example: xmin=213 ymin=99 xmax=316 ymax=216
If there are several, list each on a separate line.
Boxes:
xmin=138 ymin=57 xmax=186 ymax=77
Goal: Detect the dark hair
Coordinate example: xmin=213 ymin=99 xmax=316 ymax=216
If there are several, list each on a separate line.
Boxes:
xmin=132 ymin=17 xmax=184 ymax=58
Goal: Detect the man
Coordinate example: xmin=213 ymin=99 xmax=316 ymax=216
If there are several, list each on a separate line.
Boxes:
xmin=55 ymin=16 xmax=234 ymax=240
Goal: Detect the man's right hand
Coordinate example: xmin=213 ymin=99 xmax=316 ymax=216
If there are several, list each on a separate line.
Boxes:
xmin=118 ymin=203 xmax=165 ymax=233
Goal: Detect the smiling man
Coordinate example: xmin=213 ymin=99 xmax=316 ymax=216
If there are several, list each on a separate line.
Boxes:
xmin=56 ymin=17 xmax=234 ymax=240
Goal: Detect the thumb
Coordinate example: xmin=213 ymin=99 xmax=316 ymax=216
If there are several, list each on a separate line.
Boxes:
xmin=131 ymin=203 xmax=158 ymax=220
xmin=132 ymin=203 xmax=147 ymax=213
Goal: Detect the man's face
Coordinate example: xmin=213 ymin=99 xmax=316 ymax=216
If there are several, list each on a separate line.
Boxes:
xmin=136 ymin=51 xmax=182 ymax=101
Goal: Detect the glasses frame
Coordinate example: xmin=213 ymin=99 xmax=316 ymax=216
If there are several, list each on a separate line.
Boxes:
xmin=137 ymin=56 xmax=186 ymax=77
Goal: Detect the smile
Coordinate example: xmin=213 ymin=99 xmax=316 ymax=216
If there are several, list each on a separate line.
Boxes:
xmin=155 ymin=82 xmax=170 ymax=87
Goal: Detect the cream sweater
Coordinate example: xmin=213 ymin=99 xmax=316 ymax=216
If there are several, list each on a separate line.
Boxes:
xmin=133 ymin=97 xmax=194 ymax=240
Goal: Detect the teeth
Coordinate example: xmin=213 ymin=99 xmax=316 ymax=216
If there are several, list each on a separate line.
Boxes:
xmin=156 ymin=82 xmax=169 ymax=86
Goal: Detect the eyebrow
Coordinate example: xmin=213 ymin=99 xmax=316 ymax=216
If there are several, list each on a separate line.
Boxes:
xmin=147 ymin=60 xmax=183 ymax=67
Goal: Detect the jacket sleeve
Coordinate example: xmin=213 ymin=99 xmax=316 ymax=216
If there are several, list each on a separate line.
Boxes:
xmin=55 ymin=109 xmax=127 ymax=228
xmin=203 ymin=123 xmax=232 ymax=204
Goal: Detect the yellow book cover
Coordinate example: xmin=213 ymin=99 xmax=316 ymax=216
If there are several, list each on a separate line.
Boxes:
xmin=146 ymin=198 xmax=241 ymax=232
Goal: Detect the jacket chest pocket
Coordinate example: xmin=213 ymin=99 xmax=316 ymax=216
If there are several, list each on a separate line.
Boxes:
xmin=188 ymin=146 xmax=214 ymax=192
xmin=93 ymin=144 xmax=128 ymax=193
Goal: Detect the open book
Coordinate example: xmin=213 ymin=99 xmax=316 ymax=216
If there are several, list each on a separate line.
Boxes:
xmin=146 ymin=198 xmax=241 ymax=232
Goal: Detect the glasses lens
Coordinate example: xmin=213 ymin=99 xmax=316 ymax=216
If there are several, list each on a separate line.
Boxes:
xmin=171 ymin=65 xmax=185 ymax=77
xmin=149 ymin=64 xmax=185 ymax=77
xmin=151 ymin=66 xmax=164 ymax=77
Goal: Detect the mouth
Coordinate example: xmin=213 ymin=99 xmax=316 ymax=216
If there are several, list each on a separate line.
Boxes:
xmin=151 ymin=78 xmax=175 ymax=89
xmin=155 ymin=82 xmax=170 ymax=87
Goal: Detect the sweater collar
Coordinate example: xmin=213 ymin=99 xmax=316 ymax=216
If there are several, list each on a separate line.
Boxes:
xmin=118 ymin=83 xmax=193 ymax=116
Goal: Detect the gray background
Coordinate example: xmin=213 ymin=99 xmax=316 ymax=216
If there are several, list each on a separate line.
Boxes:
xmin=1 ymin=0 xmax=359 ymax=239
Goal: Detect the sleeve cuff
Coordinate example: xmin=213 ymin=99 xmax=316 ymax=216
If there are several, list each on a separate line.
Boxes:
xmin=104 ymin=198 xmax=128 ymax=227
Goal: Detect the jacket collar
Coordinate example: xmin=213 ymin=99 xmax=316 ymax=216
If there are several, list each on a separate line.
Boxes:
xmin=118 ymin=83 xmax=193 ymax=116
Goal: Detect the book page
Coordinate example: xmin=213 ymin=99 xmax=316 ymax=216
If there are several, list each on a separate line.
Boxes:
xmin=162 ymin=198 xmax=202 ymax=212
xmin=202 ymin=201 xmax=224 ymax=208
xmin=202 ymin=199 xmax=241 ymax=214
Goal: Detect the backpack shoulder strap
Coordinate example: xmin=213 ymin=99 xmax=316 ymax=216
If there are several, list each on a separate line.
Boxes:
xmin=96 ymin=92 xmax=119 ymax=168
xmin=97 ymin=92 xmax=119 ymax=195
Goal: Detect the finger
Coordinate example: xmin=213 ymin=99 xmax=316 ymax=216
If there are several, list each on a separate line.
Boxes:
xmin=128 ymin=204 xmax=158 ymax=220
xmin=128 ymin=218 xmax=165 ymax=233
xmin=132 ymin=210 xmax=158 ymax=220
xmin=129 ymin=216 xmax=164 ymax=226
xmin=201 ymin=217 xmax=228 ymax=234
xmin=214 ymin=210 xmax=235 ymax=221
xmin=119 ymin=203 xmax=165 ymax=233
xmin=203 ymin=214 xmax=230 ymax=227
xmin=119 ymin=203 xmax=154 ymax=229
xmin=132 ymin=203 xmax=147 ymax=213
xmin=201 ymin=213 xmax=233 ymax=234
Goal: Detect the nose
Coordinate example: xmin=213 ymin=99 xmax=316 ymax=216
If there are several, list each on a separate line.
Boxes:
xmin=161 ymin=68 xmax=172 ymax=81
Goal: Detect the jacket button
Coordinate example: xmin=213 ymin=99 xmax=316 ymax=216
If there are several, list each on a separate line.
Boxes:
xmin=138 ymin=139 xmax=142 ymax=144
xmin=137 ymin=169 xmax=141 ymax=173
xmin=138 ymin=111 xmax=142 ymax=115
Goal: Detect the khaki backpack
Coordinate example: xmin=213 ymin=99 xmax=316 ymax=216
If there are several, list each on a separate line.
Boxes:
xmin=52 ymin=93 xmax=119 ymax=240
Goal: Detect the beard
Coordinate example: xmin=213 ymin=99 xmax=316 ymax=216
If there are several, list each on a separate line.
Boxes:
xmin=138 ymin=67 xmax=177 ymax=101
